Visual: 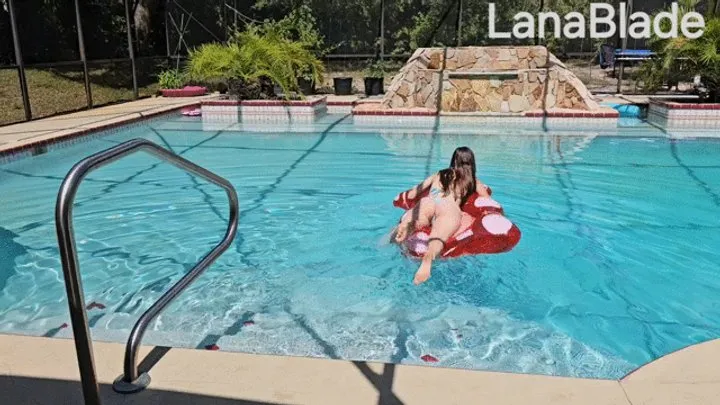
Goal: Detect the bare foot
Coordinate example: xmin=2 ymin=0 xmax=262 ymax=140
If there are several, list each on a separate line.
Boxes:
xmin=413 ymin=260 xmax=432 ymax=285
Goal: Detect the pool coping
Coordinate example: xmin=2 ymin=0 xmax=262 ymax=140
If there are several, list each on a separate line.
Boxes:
xmin=1 ymin=333 xmax=717 ymax=405
xmin=0 ymin=97 xmax=209 ymax=160
xmin=350 ymin=101 xmax=620 ymax=118
xmin=649 ymin=99 xmax=720 ymax=110
xmin=203 ymin=95 xmax=327 ymax=107
xmin=0 ymin=96 xmax=628 ymax=164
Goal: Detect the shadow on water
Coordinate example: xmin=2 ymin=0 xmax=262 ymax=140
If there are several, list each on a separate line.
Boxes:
xmin=0 ymin=227 xmax=28 ymax=291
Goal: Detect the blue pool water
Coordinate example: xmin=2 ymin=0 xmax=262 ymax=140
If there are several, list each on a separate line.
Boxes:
xmin=1 ymin=114 xmax=719 ymax=379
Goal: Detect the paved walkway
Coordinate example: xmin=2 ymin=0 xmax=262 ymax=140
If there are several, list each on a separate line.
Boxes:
xmin=1 ymin=334 xmax=718 ymax=405
xmin=0 ymin=96 xmax=210 ymax=155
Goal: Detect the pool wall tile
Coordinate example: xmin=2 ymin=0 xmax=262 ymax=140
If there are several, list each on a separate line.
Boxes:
xmin=201 ymin=97 xmax=328 ymax=124
xmin=649 ymin=100 xmax=720 ymax=130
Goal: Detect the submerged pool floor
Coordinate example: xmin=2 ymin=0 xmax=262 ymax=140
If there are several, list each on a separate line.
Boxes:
xmin=0 ymin=114 xmax=719 ymax=379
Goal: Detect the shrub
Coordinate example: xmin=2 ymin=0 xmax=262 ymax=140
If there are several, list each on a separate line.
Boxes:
xmin=185 ymin=25 xmax=325 ymax=99
xmin=262 ymin=5 xmax=328 ymax=56
xmin=233 ymin=25 xmax=324 ymax=94
xmin=157 ymin=69 xmax=185 ymax=89
xmin=185 ymin=43 xmax=242 ymax=83
xmin=364 ymin=60 xmax=389 ymax=78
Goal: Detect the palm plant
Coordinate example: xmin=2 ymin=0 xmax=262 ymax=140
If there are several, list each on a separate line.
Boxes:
xmin=185 ymin=25 xmax=324 ymax=99
xmin=661 ymin=17 xmax=720 ymax=100
xmin=233 ymin=26 xmax=324 ymax=96
xmin=186 ymin=42 xmax=244 ymax=83
xmin=639 ymin=0 xmax=720 ymax=101
xmin=710 ymin=0 xmax=720 ymax=15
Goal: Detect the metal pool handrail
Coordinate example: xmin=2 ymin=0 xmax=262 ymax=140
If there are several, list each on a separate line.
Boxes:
xmin=55 ymin=139 xmax=239 ymax=403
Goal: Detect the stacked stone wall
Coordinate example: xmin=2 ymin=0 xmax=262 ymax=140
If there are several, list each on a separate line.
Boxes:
xmin=381 ymin=46 xmax=599 ymax=113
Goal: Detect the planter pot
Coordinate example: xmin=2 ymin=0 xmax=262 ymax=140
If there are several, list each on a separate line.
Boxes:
xmin=160 ymin=86 xmax=207 ymax=97
xmin=364 ymin=77 xmax=383 ymax=96
xmin=297 ymin=77 xmax=315 ymax=95
xmin=333 ymin=77 xmax=353 ymax=95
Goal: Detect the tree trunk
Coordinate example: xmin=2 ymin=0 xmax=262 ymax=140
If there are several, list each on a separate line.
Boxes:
xmin=535 ymin=0 xmax=545 ymax=45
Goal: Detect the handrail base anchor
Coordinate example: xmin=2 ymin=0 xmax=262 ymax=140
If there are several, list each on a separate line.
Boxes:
xmin=112 ymin=373 xmax=151 ymax=394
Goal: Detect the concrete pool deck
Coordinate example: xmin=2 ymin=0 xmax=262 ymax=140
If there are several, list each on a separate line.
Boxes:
xmin=0 ymin=96 xmax=212 ymax=156
xmin=1 ymin=334 xmax=719 ymax=405
xmin=0 ymin=94 xmax=367 ymax=157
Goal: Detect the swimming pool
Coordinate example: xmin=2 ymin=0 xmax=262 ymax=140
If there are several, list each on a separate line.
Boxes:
xmin=1 ymin=113 xmax=719 ymax=379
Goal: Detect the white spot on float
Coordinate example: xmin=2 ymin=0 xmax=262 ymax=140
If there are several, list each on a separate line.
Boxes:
xmin=474 ymin=198 xmax=502 ymax=209
xmin=482 ymin=214 xmax=512 ymax=235
xmin=407 ymin=232 xmax=430 ymax=255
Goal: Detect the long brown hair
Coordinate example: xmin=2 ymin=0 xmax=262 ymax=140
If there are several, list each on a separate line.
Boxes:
xmin=438 ymin=167 xmax=475 ymax=206
xmin=450 ymin=147 xmax=477 ymax=192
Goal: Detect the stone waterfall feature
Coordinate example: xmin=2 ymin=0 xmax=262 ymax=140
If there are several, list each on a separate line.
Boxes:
xmin=380 ymin=46 xmax=600 ymax=114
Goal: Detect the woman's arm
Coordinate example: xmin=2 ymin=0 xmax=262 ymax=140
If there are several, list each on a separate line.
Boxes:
xmin=404 ymin=174 xmax=437 ymax=201
xmin=475 ymin=179 xmax=491 ymax=197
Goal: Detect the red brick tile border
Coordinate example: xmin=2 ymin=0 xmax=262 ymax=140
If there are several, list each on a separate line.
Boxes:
xmin=353 ymin=108 xmax=616 ymax=118
xmin=524 ymin=110 xmax=619 ymax=118
xmin=353 ymin=109 xmax=437 ymax=116
xmin=326 ymin=101 xmax=357 ymax=106
xmin=200 ymin=100 xmax=240 ymax=107
xmin=202 ymin=96 xmax=327 ymax=108
xmin=650 ymin=99 xmax=720 ymax=110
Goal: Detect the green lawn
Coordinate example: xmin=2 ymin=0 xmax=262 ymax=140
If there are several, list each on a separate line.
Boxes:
xmin=0 ymin=66 xmax=159 ymax=126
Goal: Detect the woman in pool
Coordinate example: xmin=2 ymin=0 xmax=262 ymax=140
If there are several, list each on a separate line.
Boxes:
xmin=396 ymin=146 xmax=491 ymax=204
xmin=394 ymin=166 xmax=475 ymax=285
xmin=392 ymin=147 xmax=492 ymax=285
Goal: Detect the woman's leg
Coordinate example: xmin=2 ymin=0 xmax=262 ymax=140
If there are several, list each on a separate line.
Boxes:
xmin=413 ymin=209 xmax=461 ymax=285
xmin=395 ymin=197 xmax=435 ymax=243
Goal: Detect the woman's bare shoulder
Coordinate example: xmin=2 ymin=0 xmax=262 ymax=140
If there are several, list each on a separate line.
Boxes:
xmin=424 ymin=173 xmax=439 ymax=185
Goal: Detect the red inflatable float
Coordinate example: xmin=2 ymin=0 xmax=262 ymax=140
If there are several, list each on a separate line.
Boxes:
xmin=181 ymin=107 xmax=202 ymax=117
xmin=393 ymin=188 xmax=521 ymax=258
